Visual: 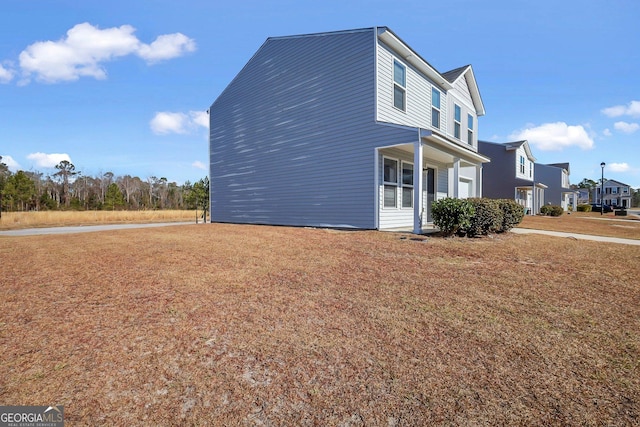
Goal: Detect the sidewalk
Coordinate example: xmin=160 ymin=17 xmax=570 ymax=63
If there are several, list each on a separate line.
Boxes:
xmin=511 ymin=228 xmax=640 ymax=246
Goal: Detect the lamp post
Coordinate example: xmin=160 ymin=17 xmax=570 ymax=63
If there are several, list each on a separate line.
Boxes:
xmin=600 ymin=162 xmax=605 ymax=215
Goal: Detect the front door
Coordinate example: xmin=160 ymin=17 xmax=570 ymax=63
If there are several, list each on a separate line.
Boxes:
xmin=423 ymin=168 xmax=435 ymax=223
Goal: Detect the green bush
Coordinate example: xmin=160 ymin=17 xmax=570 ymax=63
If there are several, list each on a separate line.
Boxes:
xmin=431 ymin=198 xmax=474 ymax=236
xmin=496 ymin=199 xmax=525 ymax=232
xmin=577 ymin=204 xmax=592 ymax=212
xmin=465 ymin=198 xmax=503 ymax=237
xmin=540 ymin=204 xmax=564 ymax=216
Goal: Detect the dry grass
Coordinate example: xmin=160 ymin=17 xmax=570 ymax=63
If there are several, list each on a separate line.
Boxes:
xmin=1 ymin=223 xmax=639 ymax=425
xmin=519 ymin=211 xmax=640 ymax=240
xmin=0 ymin=210 xmax=197 ymax=230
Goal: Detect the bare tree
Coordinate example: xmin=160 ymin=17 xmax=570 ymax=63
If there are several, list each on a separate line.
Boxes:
xmin=54 ymin=160 xmax=78 ymax=207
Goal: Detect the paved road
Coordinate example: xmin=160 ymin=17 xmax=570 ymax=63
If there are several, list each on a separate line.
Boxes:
xmin=511 ymin=228 xmax=640 ymax=246
xmin=0 ymin=222 xmax=194 ymax=237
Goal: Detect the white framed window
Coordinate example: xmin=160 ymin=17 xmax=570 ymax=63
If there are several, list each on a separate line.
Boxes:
xmin=467 ymin=114 xmax=474 ymax=145
xmin=383 ymin=157 xmax=398 ymax=208
xmin=454 ymin=104 xmax=461 ymax=139
xmin=529 ymin=162 xmax=533 ymax=178
xmin=612 ymin=187 xmax=618 ymax=194
xmin=401 ymin=161 xmax=414 ymax=208
xmin=393 ymin=60 xmax=406 ymax=112
xmin=431 ymin=88 xmax=441 ymax=129
xmin=519 ymin=156 xmax=525 ymax=174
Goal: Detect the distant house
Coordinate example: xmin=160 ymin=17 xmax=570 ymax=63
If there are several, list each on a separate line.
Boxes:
xmin=477 ymin=140 xmax=546 ymax=214
xmin=535 ymin=163 xmax=578 ymax=210
xmin=575 ymin=188 xmax=590 ymax=205
xmin=208 ymin=27 xmax=489 ymax=233
xmin=592 ymin=179 xmax=632 ymax=208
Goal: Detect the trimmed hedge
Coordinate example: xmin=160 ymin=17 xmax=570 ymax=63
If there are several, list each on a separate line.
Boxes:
xmin=466 ymin=198 xmax=502 ymax=237
xmin=496 ymin=199 xmax=525 ymax=232
xmin=540 ymin=205 xmax=564 ymax=216
xmin=577 ymin=204 xmax=592 ymax=212
xmin=431 ymin=198 xmax=474 ymax=236
xmin=431 ymin=197 xmax=525 ymax=237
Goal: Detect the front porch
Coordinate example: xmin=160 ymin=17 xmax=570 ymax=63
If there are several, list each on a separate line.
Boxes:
xmin=376 ymin=129 xmax=490 ymax=234
xmin=515 ymin=183 xmax=547 ymax=215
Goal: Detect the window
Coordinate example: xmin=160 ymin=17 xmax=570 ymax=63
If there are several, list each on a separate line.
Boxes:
xmin=529 ymin=162 xmax=533 ymax=178
xmin=393 ymin=60 xmax=406 ymax=111
xmin=383 ymin=157 xmax=398 ymax=208
xmin=431 ymin=88 xmax=441 ymax=129
xmin=519 ymin=156 xmax=525 ymax=174
xmin=454 ymin=104 xmax=461 ymax=139
xmin=612 ymin=187 xmax=618 ymax=194
xmin=467 ymin=114 xmax=474 ymax=145
xmin=402 ymin=162 xmax=414 ymax=208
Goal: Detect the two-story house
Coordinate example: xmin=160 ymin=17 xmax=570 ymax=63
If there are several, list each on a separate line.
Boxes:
xmin=593 ymin=179 xmax=632 ymax=208
xmin=209 ymin=27 xmax=489 ymax=233
xmin=535 ymin=163 xmax=578 ymax=210
xmin=477 ymin=140 xmax=546 ymax=214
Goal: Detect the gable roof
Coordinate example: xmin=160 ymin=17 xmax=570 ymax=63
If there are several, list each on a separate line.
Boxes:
xmin=479 ymin=140 xmax=536 ymax=162
xmin=376 ymin=27 xmax=486 ymax=117
xmin=604 ymin=179 xmax=631 ymax=187
xmin=548 ymin=162 xmax=570 ymax=174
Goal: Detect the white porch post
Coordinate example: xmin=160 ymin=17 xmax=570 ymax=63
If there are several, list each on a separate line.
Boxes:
xmin=475 ymin=165 xmax=483 ymax=197
xmin=413 ymin=140 xmax=423 ymax=234
xmin=452 ymin=158 xmax=460 ymax=198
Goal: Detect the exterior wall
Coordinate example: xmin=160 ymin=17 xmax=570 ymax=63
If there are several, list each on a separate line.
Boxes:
xmin=378 ymin=147 xmax=416 ymax=229
xmin=535 ymin=163 xmax=563 ymax=206
xmin=210 ymin=29 xmax=416 ymax=229
xmin=478 ymin=141 xmax=519 ymax=199
xmin=448 ymin=76 xmax=477 ymax=150
xmin=376 ymin=42 xmax=445 ymax=131
xmin=515 ymin=145 xmax=534 ymax=181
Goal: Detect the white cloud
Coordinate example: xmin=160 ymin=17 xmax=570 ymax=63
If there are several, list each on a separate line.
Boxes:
xmin=608 ymin=162 xmax=630 ymax=172
xmin=192 ymin=161 xmax=206 ymax=170
xmin=509 ymin=122 xmax=594 ymax=151
xmin=1 ymin=155 xmax=21 ymax=171
xmin=18 ymin=22 xmax=195 ymax=84
xmin=601 ymin=100 xmax=640 ymax=118
xmin=602 ymin=128 xmax=612 ymax=137
xmin=150 ymin=111 xmax=208 ymax=135
xmin=0 ymin=63 xmax=14 ymax=83
xmin=613 ymin=121 xmax=640 ymax=134
xmin=150 ymin=112 xmax=189 ymax=134
xmin=27 ymin=152 xmax=71 ymax=168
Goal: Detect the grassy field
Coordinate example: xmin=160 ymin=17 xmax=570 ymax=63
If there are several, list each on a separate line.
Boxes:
xmin=0 ymin=210 xmax=197 ymax=230
xmin=1 ymin=220 xmax=639 ymax=425
xmin=519 ymin=211 xmax=640 ymax=240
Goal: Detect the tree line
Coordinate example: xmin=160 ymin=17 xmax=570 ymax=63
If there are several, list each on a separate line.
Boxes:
xmin=0 ymin=157 xmax=209 ymax=216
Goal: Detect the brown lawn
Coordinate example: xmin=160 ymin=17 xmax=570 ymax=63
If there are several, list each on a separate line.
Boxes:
xmin=520 ymin=211 xmax=640 ymax=240
xmin=1 ymin=223 xmax=639 ymax=425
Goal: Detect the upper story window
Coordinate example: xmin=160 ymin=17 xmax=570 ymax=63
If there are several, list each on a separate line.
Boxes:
xmin=519 ymin=156 xmax=525 ymax=174
xmin=393 ymin=60 xmax=406 ymax=111
xmin=454 ymin=104 xmax=461 ymax=139
xmin=612 ymin=187 xmax=618 ymax=194
xmin=467 ymin=114 xmax=474 ymax=145
xmin=529 ymin=162 xmax=533 ymax=178
xmin=431 ymin=88 xmax=441 ymax=129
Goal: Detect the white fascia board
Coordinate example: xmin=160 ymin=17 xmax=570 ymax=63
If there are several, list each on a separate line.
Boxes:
xmin=420 ymin=129 xmax=491 ymax=164
xmin=378 ymin=30 xmax=453 ymax=91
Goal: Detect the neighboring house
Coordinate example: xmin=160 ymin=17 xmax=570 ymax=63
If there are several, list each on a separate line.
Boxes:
xmin=592 ymin=179 xmax=632 ymax=208
xmin=535 ymin=162 xmax=578 ymax=210
xmin=209 ymin=27 xmax=489 ymax=233
xmin=575 ymin=188 xmax=590 ymax=205
xmin=477 ymin=140 xmax=546 ymax=214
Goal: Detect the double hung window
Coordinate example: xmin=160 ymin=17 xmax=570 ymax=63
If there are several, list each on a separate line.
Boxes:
xmin=431 ymin=88 xmax=441 ymax=129
xmin=454 ymin=104 xmax=461 ymax=139
xmin=467 ymin=114 xmax=474 ymax=145
xmin=519 ymin=156 xmax=525 ymax=174
xmin=401 ymin=162 xmax=413 ymax=208
xmin=393 ymin=60 xmax=406 ymax=111
xmin=383 ymin=157 xmax=398 ymax=208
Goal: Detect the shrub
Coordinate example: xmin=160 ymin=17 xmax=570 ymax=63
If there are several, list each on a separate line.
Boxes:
xmin=465 ymin=198 xmax=503 ymax=237
xmin=496 ymin=199 xmax=525 ymax=232
xmin=431 ymin=198 xmax=474 ymax=236
xmin=540 ymin=204 xmax=564 ymax=216
xmin=577 ymin=204 xmax=592 ymax=212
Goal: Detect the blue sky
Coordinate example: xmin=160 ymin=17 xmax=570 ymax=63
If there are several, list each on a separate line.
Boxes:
xmin=1 ymin=0 xmax=638 ymax=187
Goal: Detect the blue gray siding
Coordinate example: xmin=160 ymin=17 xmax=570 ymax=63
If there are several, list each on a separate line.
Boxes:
xmin=210 ymin=29 xmax=415 ymax=229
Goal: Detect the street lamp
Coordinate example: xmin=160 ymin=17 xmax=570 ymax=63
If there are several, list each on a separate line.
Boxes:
xmin=600 ymin=162 xmax=605 ymax=215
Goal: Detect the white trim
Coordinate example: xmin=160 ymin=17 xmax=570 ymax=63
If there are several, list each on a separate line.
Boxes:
xmin=392 ymin=58 xmax=407 ymax=113
xmin=401 ymin=160 xmax=414 ymax=209
xmin=453 ymin=103 xmax=461 ymax=139
xmin=382 ymin=156 xmax=399 ymax=209
xmin=431 ymin=87 xmax=442 ymax=130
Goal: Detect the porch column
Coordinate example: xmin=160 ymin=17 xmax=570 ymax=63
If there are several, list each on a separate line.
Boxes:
xmin=413 ymin=140 xmax=424 ymax=234
xmin=475 ymin=165 xmax=483 ymax=197
xmin=452 ymin=158 xmax=460 ymax=198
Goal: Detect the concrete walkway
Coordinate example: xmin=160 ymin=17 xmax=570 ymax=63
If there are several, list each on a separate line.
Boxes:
xmin=0 ymin=222 xmax=193 ymax=237
xmin=511 ymin=228 xmax=640 ymax=246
